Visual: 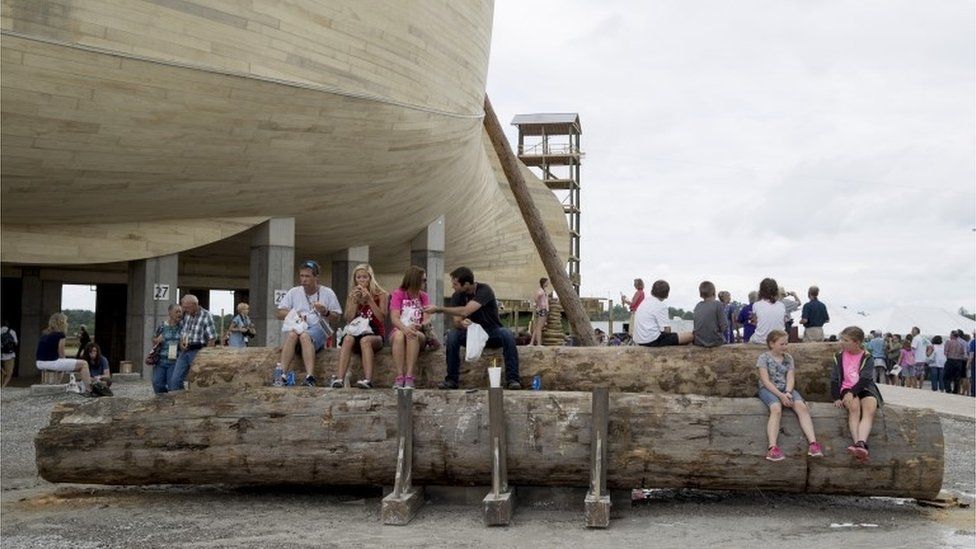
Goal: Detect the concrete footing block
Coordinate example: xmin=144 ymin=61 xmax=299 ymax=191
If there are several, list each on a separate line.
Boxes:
xmin=112 ymin=373 xmax=142 ymax=382
xmin=483 ymin=489 xmax=516 ymax=526
xmin=584 ymin=492 xmax=611 ymax=528
xmin=381 ymin=487 xmax=425 ymax=525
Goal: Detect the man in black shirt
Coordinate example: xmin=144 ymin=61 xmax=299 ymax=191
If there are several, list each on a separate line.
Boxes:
xmin=425 ymin=266 xmax=521 ymax=389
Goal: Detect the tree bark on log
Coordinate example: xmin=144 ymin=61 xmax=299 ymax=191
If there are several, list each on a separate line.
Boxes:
xmin=36 ymin=387 xmax=942 ymax=499
xmin=189 ymin=343 xmax=840 ymax=401
xmin=482 ymin=96 xmax=595 ymax=346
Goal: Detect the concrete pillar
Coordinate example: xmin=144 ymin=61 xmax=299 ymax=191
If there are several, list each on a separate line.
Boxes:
xmin=331 ymin=245 xmax=370 ymax=313
xmin=18 ymin=270 xmax=40 ymax=379
xmin=250 ymin=218 xmax=295 ymax=347
xmin=17 ymin=271 xmax=62 ymax=379
xmin=125 ymin=254 xmax=179 ymax=380
xmin=411 ymin=216 xmax=445 ymax=338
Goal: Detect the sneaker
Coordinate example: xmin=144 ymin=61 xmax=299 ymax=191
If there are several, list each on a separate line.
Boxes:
xmin=303 ymin=375 xmax=317 ymax=387
xmin=506 ymin=380 xmax=522 ymax=390
xmin=403 ymin=376 xmax=415 ymax=389
xmin=846 ymin=443 xmax=858 ymax=456
xmin=393 ymin=376 xmax=405 ymax=389
xmin=329 ymin=376 xmax=343 ymax=389
xmin=356 ymin=379 xmax=373 ymax=389
xmin=852 ymin=441 xmax=869 ymax=463
xmin=437 ymin=379 xmax=459 ymax=390
xmin=765 ymin=446 xmax=785 ymax=461
xmin=808 ymin=441 xmax=824 ymax=457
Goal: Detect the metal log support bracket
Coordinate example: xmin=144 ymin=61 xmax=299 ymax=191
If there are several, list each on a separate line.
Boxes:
xmin=585 ymin=387 xmax=611 ymax=528
xmin=381 ymin=388 xmax=425 ymax=525
xmin=483 ymin=387 xmax=516 ymax=526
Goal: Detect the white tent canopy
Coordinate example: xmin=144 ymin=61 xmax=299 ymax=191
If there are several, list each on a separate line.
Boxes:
xmin=798 ymin=305 xmax=975 ymax=339
xmin=864 ymin=306 xmax=976 ymax=338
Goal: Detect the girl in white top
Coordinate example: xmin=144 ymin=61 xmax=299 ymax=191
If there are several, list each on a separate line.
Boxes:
xmin=530 ymin=278 xmax=549 ymax=346
xmin=750 ymin=278 xmax=786 ymax=344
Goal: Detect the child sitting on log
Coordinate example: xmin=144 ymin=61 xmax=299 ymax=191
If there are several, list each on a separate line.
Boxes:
xmin=831 ymin=326 xmax=884 ymax=463
xmin=756 ymin=330 xmax=823 ymax=461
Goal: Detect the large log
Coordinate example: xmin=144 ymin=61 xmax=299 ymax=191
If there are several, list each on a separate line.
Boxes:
xmin=36 ymin=387 xmax=942 ymax=499
xmin=189 ymin=343 xmax=837 ymax=401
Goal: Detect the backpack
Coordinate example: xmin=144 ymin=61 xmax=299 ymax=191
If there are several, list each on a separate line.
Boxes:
xmin=1 ymin=330 xmax=15 ymax=354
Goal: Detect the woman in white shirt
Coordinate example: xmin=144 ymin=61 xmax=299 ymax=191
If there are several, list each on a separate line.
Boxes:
xmin=750 ymin=278 xmax=786 ymax=344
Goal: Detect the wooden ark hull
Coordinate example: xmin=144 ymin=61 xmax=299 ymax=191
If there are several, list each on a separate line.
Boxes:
xmin=0 ymin=0 xmax=567 ymax=296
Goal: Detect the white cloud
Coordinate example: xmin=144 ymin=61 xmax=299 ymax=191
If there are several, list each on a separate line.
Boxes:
xmin=488 ymin=0 xmax=975 ymax=315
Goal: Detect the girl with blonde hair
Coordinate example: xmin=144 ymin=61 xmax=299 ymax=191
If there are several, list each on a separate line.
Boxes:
xmin=331 ymin=264 xmax=388 ymax=389
xmin=35 ymin=312 xmax=93 ymax=393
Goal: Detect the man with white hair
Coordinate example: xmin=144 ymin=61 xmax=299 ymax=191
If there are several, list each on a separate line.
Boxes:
xmin=170 ymin=294 xmax=216 ymax=392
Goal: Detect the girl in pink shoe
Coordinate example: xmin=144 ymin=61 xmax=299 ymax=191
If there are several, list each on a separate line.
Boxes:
xmin=390 ymin=266 xmax=431 ymax=389
xmin=757 ymin=330 xmax=823 ymax=461
xmin=831 ymin=326 xmax=884 ymax=463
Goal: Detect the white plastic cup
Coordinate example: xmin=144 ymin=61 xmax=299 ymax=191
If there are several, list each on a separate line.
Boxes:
xmin=488 ymin=367 xmax=502 ymax=388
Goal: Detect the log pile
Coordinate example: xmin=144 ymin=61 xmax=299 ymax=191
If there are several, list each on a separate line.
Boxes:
xmin=189 ymin=343 xmax=838 ymax=401
xmin=542 ymin=297 xmax=566 ymax=346
xmin=35 ymin=387 xmax=943 ymax=499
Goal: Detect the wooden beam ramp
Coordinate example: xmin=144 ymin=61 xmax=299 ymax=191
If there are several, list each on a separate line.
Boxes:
xmin=36 ymin=387 xmax=942 ymax=501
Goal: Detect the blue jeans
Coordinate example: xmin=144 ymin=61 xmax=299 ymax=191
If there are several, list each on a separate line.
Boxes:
xmin=152 ymin=360 xmax=175 ymax=394
xmin=445 ymin=326 xmax=519 ymax=384
xmin=929 ymin=367 xmax=944 ymax=392
xmin=169 ymin=348 xmax=200 ymax=392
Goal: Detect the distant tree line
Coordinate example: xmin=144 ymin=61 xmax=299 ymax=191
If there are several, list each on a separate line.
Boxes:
xmin=62 ymin=309 xmax=95 ymax=336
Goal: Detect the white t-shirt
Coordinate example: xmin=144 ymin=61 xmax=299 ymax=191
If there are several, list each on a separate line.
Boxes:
xmin=277 ymin=285 xmax=342 ymax=327
xmin=750 ymin=300 xmax=786 ymax=344
xmin=634 ymin=297 xmax=670 ymax=345
xmin=911 ymin=335 xmax=929 ymax=363
xmin=1 ymin=326 xmax=17 ymax=361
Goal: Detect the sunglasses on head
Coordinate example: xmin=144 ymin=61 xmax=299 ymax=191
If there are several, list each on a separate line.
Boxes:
xmin=301 ymin=260 xmax=320 ymax=275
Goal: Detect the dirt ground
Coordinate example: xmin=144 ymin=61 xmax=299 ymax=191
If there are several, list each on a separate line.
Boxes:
xmin=2 ymin=383 xmax=973 ymax=549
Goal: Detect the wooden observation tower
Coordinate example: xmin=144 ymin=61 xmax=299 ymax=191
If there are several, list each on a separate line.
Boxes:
xmin=511 ymin=114 xmax=582 ymax=292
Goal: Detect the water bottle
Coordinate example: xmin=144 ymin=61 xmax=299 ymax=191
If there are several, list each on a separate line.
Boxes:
xmin=272 ymin=366 xmax=283 ymax=385
xmin=531 ymin=375 xmax=542 ymax=391
xmin=286 ymin=371 xmax=296 ymax=386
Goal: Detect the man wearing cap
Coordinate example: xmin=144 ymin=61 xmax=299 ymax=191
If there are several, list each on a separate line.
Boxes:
xmin=273 ymin=260 xmax=341 ymax=387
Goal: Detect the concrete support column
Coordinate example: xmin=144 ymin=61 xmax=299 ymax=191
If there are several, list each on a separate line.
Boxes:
xmin=18 ymin=269 xmax=62 ymax=379
xmin=250 ymin=218 xmax=295 ymax=347
xmin=331 ymin=246 xmax=370 ymax=313
xmin=125 ymin=254 xmax=179 ymax=380
xmin=411 ymin=216 xmax=445 ymax=338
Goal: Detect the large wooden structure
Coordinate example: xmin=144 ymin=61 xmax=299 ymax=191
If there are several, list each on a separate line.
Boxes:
xmin=35 ymin=387 xmax=943 ymax=499
xmin=0 ymin=0 xmax=568 ymax=298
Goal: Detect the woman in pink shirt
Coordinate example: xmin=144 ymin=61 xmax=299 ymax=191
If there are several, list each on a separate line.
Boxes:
xmin=390 ymin=266 xmax=430 ymax=389
xmin=621 ymin=278 xmax=645 ymax=336
xmin=830 ymin=326 xmax=884 ymax=463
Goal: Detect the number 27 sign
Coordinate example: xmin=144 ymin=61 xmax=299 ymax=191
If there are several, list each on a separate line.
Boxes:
xmin=153 ymin=284 xmax=170 ymax=301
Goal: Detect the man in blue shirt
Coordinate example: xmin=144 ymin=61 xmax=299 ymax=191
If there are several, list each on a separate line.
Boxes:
xmin=800 ymin=286 xmax=829 ymax=342
xmin=866 ymin=330 xmax=888 ymax=383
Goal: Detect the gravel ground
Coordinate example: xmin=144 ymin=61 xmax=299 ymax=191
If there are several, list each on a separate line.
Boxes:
xmin=2 ymin=383 xmax=973 ymax=548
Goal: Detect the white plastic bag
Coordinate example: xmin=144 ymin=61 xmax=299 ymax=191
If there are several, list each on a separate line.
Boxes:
xmin=281 ymin=309 xmax=307 ymax=334
xmin=344 ymin=316 xmax=373 ymax=337
xmin=465 ymin=323 xmax=489 ymax=362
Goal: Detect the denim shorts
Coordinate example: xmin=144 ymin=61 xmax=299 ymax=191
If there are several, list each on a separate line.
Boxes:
xmin=757 ymin=386 xmax=805 ymax=408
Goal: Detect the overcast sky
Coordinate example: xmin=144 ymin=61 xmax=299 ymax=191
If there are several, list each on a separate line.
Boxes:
xmin=487 ymin=0 xmax=975 ymax=314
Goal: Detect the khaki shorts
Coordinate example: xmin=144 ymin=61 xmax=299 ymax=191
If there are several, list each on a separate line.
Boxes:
xmin=803 ymin=327 xmax=824 ymax=342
